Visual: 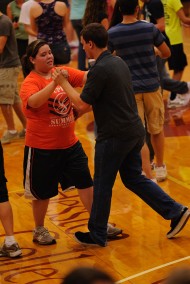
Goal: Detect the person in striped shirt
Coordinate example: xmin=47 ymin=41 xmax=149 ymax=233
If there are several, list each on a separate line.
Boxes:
xmin=108 ymin=0 xmax=170 ymax=182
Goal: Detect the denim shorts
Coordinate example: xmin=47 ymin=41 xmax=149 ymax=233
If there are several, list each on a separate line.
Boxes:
xmin=23 ymin=141 xmax=93 ymax=200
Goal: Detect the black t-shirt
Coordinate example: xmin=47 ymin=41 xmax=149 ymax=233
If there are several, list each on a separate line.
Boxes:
xmin=80 ymin=51 xmax=144 ymax=141
xmin=142 ymin=0 xmax=164 ymax=24
xmin=142 ymin=0 xmax=170 ymax=47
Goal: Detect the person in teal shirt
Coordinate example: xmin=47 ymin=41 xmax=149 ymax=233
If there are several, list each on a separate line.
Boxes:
xmin=70 ymin=0 xmax=87 ymax=70
xmin=7 ymin=0 xmax=28 ymax=60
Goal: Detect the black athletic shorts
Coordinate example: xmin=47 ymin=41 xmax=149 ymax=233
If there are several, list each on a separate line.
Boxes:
xmin=23 ymin=141 xmax=93 ymax=200
xmin=168 ymin=43 xmax=187 ymax=72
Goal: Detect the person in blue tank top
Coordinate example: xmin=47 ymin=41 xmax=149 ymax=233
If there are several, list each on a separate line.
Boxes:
xmin=70 ymin=0 xmax=86 ymax=70
xmin=30 ymin=0 xmax=71 ymax=65
xmin=108 ymin=0 xmax=170 ymax=182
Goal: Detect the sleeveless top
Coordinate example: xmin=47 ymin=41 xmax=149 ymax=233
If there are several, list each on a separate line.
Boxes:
xmin=36 ymin=1 xmax=67 ymax=45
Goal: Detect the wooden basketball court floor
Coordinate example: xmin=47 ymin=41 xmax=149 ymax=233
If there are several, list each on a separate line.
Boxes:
xmin=1 ymin=29 xmax=190 ymax=284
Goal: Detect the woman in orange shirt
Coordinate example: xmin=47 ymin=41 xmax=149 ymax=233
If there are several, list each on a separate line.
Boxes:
xmin=20 ymin=39 xmax=93 ymax=245
xmin=20 ymin=39 xmax=122 ymax=246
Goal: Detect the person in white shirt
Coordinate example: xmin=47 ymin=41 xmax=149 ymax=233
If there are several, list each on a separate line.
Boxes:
xmin=19 ymin=0 xmax=39 ymax=44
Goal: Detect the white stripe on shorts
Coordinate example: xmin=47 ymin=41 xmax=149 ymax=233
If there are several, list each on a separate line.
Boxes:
xmin=24 ymin=147 xmax=37 ymax=200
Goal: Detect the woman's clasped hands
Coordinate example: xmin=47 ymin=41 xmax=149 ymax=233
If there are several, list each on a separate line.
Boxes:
xmin=52 ymin=68 xmax=69 ymax=85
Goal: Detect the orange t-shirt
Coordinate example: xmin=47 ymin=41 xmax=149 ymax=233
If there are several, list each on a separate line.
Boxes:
xmin=20 ymin=66 xmax=85 ymax=149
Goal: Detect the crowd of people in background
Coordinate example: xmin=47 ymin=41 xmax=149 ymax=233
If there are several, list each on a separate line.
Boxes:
xmin=1 ymin=0 xmax=190 ymax=283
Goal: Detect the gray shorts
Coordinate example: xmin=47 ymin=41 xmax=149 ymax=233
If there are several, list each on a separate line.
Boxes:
xmin=0 ymin=66 xmax=21 ymax=105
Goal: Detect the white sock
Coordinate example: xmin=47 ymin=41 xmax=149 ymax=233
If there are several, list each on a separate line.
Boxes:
xmin=5 ymin=236 xmax=16 ymax=246
xmin=8 ymin=130 xmax=17 ymax=134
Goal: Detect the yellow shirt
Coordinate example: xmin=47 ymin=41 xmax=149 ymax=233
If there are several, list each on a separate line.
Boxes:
xmin=161 ymin=0 xmax=183 ymax=45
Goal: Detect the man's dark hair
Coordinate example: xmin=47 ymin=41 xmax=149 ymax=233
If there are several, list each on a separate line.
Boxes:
xmin=118 ymin=0 xmax=139 ymax=15
xmin=81 ymin=23 xmax=108 ymax=48
xmin=62 ymin=267 xmax=115 ymax=284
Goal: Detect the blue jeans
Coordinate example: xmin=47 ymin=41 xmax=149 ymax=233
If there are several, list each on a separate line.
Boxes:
xmin=156 ymin=57 xmax=188 ymax=94
xmin=88 ymin=136 xmax=183 ymax=246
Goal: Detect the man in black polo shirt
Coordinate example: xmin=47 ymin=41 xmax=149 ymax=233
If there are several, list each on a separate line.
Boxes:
xmin=52 ymin=23 xmax=190 ymax=247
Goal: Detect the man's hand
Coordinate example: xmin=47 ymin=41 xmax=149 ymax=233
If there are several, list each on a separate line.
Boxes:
xmin=13 ymin=21 xmax=19 ymax=29
xmin=52 ymin=68 xmax=90 ymax=113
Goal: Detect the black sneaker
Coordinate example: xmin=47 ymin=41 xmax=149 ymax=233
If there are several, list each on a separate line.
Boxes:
xmin=167 ymin=207 xmax=190 ymax=239
xmin=74 ymin=232 xmax=105 ymax=247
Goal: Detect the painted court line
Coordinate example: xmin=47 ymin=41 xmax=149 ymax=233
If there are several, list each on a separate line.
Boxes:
xmin=168 ymin=175 xmax=190 ymax=190
xmin=116 ymin=256 xmax=190 ymax=283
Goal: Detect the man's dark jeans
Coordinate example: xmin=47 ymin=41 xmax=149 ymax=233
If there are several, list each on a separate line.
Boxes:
xmin=88 ymin=136 xmax=183 ymax=246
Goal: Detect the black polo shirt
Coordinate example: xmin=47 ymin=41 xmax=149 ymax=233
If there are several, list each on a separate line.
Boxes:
xmin=80 ymin=50 xmax=144 ymax=141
